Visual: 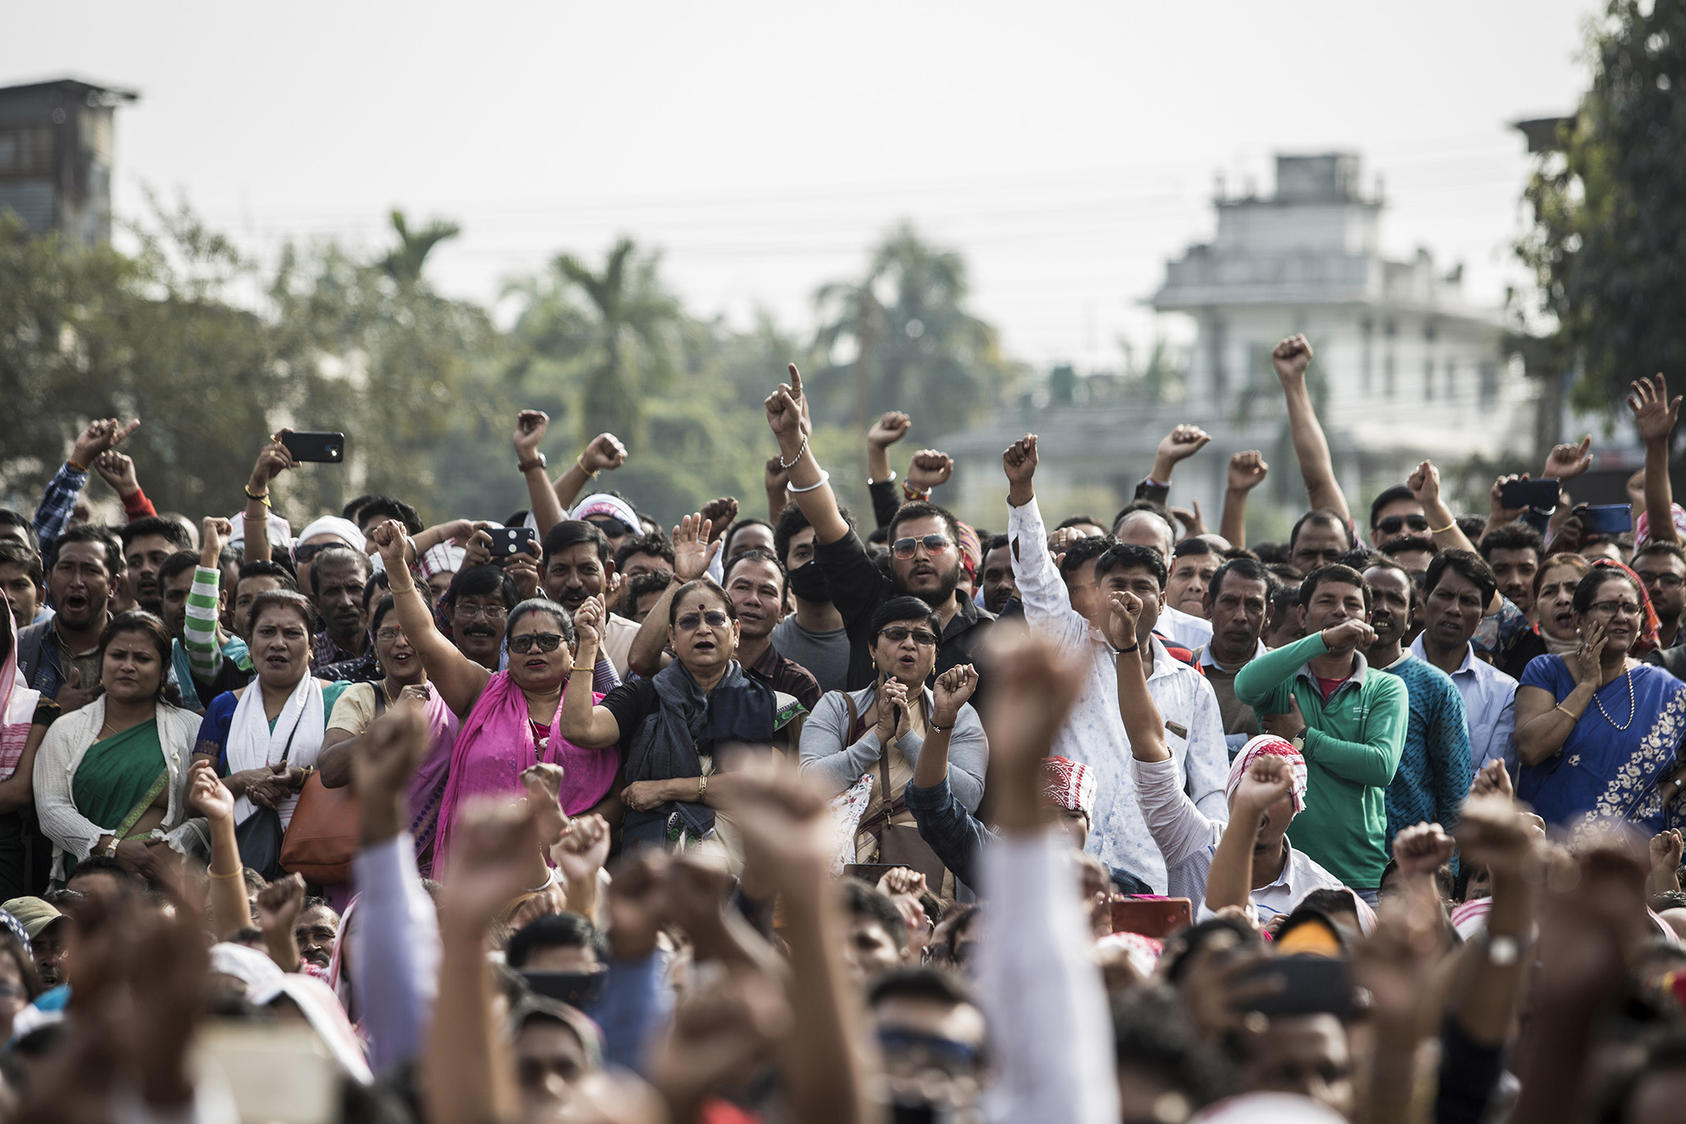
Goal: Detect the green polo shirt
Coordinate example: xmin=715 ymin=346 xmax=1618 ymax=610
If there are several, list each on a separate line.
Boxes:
xmin=1234 ymin=631 xmax=1408 ymax=891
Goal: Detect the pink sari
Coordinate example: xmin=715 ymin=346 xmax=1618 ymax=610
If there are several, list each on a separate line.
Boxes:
xmin=403 ymin=684 xmax=461 ymax=878
xmin=431 ymin=671 xmax=618 ymax=875
xmin=0 ymin=594 xmax=38 ymax=784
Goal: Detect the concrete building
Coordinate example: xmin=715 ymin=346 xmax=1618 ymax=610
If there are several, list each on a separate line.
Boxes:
xmin=940 ymin=151 xmax=1534 ymax=539
xmin=0 ymin=77 xmax=138 ymax=246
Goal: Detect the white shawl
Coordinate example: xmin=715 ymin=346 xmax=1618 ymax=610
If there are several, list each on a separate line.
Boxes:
xmin=227 ymin=676 xmax=325 ymax=829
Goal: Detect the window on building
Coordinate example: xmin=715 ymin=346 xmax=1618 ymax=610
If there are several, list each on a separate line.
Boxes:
xmin=0 ymin=126 xmax=54 ymax=175
xmin=1360 ymin=318 xmax=1373 ymax=394
xmin=1444 ymin=360 xmax=1456 ymax=400
xmin=1423 ymin=359 xmax=1435 ymax=401
xmin=1479 ymin=363 xmax=1498 ymax=408
xmin=1383 ymin=354 xmax=1396 ymax=398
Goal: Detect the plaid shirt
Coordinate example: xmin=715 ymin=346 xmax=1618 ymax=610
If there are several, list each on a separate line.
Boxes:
xmin=33 ymin=462 xmax=87 ymax=556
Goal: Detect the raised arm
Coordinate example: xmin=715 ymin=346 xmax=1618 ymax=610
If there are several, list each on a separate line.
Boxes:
xmin=628 ymin=513 xmax=717 ymax=678
xmin=1407 ymin=460 xmax=1479 ymax=554
xmin=92 ymin=449 xmax=157 ymax=521
xmin=512 ymin=409 xmax=566 ymax=534
xmin=35 ymin=419 xmax=135 ymax=553
xmin=425 ymin=800 xmax=536 ymax=1124
xmin=558 ymin=596 xmax=625 ymax=749
xmin=765 ymin=365 xmax=851 ymax=545
xmin=1630 ymin=373 xmax=1682 ymax=544
xmin=1149 ymin=424 xmax=1213 ymax=496
xmin=186 ymin=760 xmax=251 ymax=940
xmin=1220 ymin=450 xmax=1269 ymax=548
xmin=551 ymin=431 xmax=628 ymax=514
xmin=1203 ymin=754 xmax=1293 ymax=915
xmin=724 ymin=761 xmax=881 ymax=1124
xmin=866 ymin=411 xmax=910 ymax=529
xmin=1272 ymin=335 xmax=1352 ymax=524
xmin=242 ymin=431 xmax=297 ymax=564
xmin=974 ymin=632 xmax=1117 ymax=1124
xmin=1002 ymin=435 xmax=1089 ymax=648
xmin=182 ymin=517 xmax=233 ymax=683
xmin=369 ymin=519 xmax=490 ymax=714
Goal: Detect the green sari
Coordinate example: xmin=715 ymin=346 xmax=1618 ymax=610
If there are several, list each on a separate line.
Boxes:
xmin=70 ymin=719 xmax=168 ymax=874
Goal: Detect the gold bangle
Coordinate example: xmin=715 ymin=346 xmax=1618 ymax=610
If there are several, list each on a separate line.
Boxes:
xmin=1554 ymin=702 xmax=1582 ymax=721
xmin=66 ymin=458 xmax=88 ymax=474
xmin=698 ymin=774 xmax=708 ymax=800
xmin=1428 ymin=520 xmax=1457 ymax=535
xmin=570 ymin=664 xmax=595 ymax=674
xmin=575 ymin=455 xmax=598 ymax=480
xmin=244 ymin=484 xmax=270 ymax=505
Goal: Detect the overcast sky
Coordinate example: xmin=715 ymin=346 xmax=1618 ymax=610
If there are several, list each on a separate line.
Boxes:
xmin=5 ymin=0 xmax=1597 ymax=371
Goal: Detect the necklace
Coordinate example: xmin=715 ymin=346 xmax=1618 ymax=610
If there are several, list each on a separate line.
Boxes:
xmin=1593 ymin=663 xmax=1637 ymax=731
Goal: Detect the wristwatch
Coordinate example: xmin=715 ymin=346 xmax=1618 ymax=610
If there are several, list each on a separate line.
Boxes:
xmin=104 ymin=836 xmax=120 ymax=857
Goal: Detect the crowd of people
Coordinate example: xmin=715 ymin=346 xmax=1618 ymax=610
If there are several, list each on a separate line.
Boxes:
xmin=0 ymin=335 xmax=1683 ymax=1121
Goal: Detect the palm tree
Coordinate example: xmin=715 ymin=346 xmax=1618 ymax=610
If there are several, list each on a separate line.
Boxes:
xmin=505 ymin=238 xmax=681 ymax=447
xmin=377 ymin=210 xmax=461 ymax=288
xmin=813 ymin=224 xmax=1008 ymax=435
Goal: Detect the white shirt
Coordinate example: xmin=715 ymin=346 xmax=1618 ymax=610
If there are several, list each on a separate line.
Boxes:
xmin=1161 ymin=604 xmax=1214 ymax=650
xmin=1409 ymin=636 xmax=1518 ymax=775
xmin=1131 ymin=755 xmax=1363 ymax=928
xmin=1007 ymin=498 xmax=1231 ymax=891
xmin=979 ymin=831 xmax=1119 ymax=1124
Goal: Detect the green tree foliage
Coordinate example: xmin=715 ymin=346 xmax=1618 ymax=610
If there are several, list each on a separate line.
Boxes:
xmin=3 ymin=205 xmax=1014 ymax=534
xmin=1516 ymin=0 xmax=1686 ymax=411
xmin=810 ymin=224 xmax=1018 ymax=439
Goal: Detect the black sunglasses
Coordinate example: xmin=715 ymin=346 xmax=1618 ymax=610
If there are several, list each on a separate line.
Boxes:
xmin=509 ymin=632 xmax=565 ymax=654
xmin=878 ymin=625 xmax=939 ymax=646
xmin=292 ymin=541 xmax=338 ymax=564
xmin=1376 ymin=515 xmax=1430 ymax=536
xmin=587 ymin=517 xmax=634 ymax=538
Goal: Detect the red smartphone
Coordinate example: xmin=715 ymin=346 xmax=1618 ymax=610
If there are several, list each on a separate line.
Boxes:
xmin=1109 ymin=897 xmax=1192 ymax=940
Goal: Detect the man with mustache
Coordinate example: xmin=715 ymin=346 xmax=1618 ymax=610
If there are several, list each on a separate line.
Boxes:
xmin=119 ymin=516 xmax=193 ymax=616
xmin=1196 ymin=557 xmax=1276 ymax=758
xmin=307 ymin=544 xmax=372 ymax=672
xmin=1410 ymin=551 xmax=1518 ymax=776
xmin=541 ymin=519 xmax=635 ymax=679
xmin=765 ymin=365 xmax=993 ymax=704
xmin=1361 ymin=557 xmax=1472 ymax=845
xmin=722 ymin=548 xmax=820 ymax=713
xmin=16 ymin=525 xmax=122 ymax=712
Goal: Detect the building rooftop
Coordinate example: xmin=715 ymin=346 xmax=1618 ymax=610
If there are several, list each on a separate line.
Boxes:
xmin=0 ymin=76 xmax=139 ymax=107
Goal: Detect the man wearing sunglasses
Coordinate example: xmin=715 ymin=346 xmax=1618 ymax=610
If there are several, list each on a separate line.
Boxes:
xmin=765 ymin=366 xmax=994 ymax=705
xmin=1369 ymin=485 xmax=1429 ymax=549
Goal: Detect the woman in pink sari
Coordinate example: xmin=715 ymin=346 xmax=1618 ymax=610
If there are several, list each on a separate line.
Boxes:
xmin=369 ymin=522 xmax=618 ymax=874
xmin=0 ymin=592 xmax=48 ymax=900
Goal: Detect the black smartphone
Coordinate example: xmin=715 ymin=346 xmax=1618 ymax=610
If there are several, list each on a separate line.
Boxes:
xmin=520 ymin=969 xmax=606 ymax=1009
xmin=281 ymin=431 xmax=345 ymax=463
xmin=488 ymin=526 xmax=538 ymax=559
xmin=1238 ymin=954 xmax=1357 ymax=1020
xmin=1580 ymin=504 xmax=1634 ymax=535
xmin=1499 ymin=478 xmax=1560 ymax=511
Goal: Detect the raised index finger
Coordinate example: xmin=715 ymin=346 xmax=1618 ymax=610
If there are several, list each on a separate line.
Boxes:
xmin=787 ymin=363 xmax=803 ymax=398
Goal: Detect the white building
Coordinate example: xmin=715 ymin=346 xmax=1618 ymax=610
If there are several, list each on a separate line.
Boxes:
xmin=941 ymin=152 xmax=1535 ymax=538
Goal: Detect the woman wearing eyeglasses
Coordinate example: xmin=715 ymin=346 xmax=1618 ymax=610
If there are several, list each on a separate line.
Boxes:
xmin=316 ymin=595 xmax=460 ymax=876
xmin=1516 ymin=561 xmax=1686 ymax=831
xmin=798 ymin=596 xmax=988 ymax=845
xmin=560 ymin=577 xmax=780 ymax=851
xmin=367 ymin=522 xmax=618 ymax=874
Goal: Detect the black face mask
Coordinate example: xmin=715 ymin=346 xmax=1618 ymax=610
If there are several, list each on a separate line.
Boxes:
xmin=787 ymin=561 xmax=831 ymax=604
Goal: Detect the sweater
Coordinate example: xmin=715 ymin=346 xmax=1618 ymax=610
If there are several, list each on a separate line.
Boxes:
xmin=1234 ymin=631 xmax=1408 ymax=891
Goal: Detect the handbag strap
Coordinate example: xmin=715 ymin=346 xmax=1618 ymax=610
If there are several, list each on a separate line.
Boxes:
xmin=276 ymin=692 xmax=311 ymax=768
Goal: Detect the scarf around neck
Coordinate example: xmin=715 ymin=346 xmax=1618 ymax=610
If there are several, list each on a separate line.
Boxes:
xmin=226 ymin=675 xmax=324 ymax=828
